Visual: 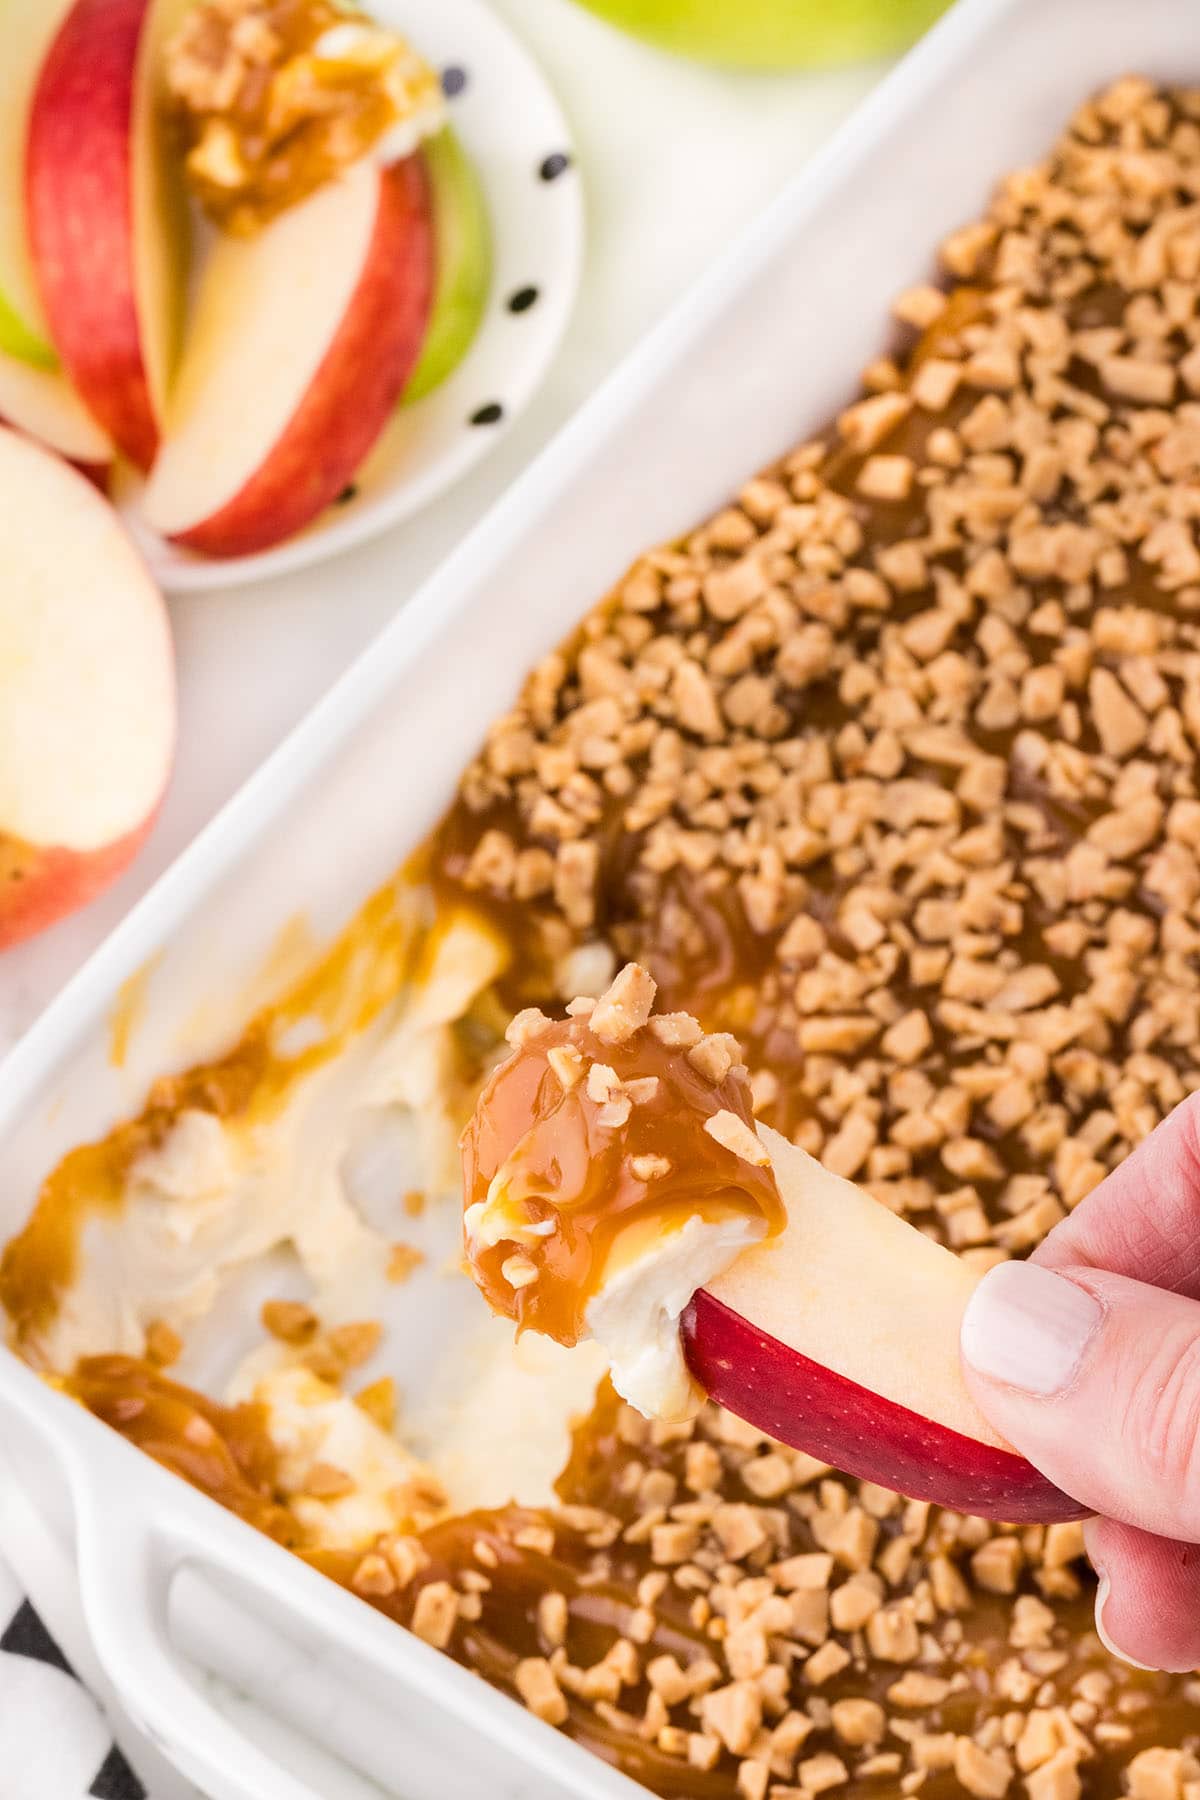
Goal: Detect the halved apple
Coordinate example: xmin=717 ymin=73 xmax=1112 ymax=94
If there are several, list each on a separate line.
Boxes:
xmin=0 ymin=427 xmax=174 ymax=950
xmin=682 ymin=1126 xmax=1085 ymax=1522
xmin=139 ymin=155 xmax=434 ymax=558
xmin=26 ymin=0 xmax=190 ymax=470
xmin=0 ymin=0 xmax=77 ymax=369
xmin=403 ymin=129 xmax=491 ymax=405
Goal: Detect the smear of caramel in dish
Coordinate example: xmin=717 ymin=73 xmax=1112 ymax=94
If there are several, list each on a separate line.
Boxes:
xmin=0 ymin=880 xmax=420 ymax=1351
xmin=64 ymin=1354 xmax=300 ymax=1544
xmin=108 ymin=957 xmax=161 ymax=1070
xmin=462 ymin=1012 xmax=783 ymax=1348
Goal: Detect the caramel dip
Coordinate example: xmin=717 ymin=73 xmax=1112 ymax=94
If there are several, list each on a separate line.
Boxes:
xmin=6 ymin=74 xmax=1200 ymax=1800
xmin=463 ymin=963 xmax=784 ymax=1418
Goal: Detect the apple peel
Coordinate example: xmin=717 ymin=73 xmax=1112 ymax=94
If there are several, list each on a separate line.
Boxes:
xmin=0 ymin=426 xmax=173 ymax=950
xmin=26 ymin=0 xmax=189 ymax=470
xmin=682 ymin=1127 xmax=1086 ymax=1522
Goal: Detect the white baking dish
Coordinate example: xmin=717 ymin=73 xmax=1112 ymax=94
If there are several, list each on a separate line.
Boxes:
xmin=1 ymin=2 xmax=1195 ymax=1795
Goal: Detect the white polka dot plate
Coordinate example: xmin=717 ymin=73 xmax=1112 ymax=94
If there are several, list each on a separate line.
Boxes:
xmin=123 ymin=0 xmax=582 ymax=593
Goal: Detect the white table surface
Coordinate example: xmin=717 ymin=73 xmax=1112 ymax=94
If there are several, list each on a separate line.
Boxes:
xmin=0 ymin=1 xmax=885 ymax=1055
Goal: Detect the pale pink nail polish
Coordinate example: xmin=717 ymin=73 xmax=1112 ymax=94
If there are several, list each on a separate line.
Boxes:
xmin=960 ymin=1262 xmax=1101 ymax=1395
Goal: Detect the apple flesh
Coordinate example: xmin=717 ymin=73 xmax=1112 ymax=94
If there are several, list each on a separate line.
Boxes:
xmin=0 ymin=0 xmax=76 ymax=369
xmin=403 ymin=129 xmax=491 ymax=406
xmin=0 ymin=427 xmax=174 ymax=950
xmin=681 ymin=1126 xmax=1085 ymax=1521
xmin=26 ymin=0 xmax=190 ymax=470
xmin=0 ymin=346 xmax=111 ymax=473
xmin=139 ymin=155 xmax=434 ymax=558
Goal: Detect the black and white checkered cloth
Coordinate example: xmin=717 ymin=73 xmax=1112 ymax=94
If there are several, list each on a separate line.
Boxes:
xmin=0 ymin=1549 xmax=151 ymax=1800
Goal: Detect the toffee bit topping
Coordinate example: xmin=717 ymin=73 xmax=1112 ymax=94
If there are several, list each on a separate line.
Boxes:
xmin=547 ymin=1043 xmax=585 ymax=1088
xmin=295 ymin=1318 xmax=384 ymax=1385
xmin=303 ymin=1460 xmax=356 ymax=1499
xmin=506 ymin=1007 xmax=552 ymax=1047
xmin=703 ymin=1110 xmax=772 ymax=1168
xmin=261 ymin=1298 xmax=319 ymax=1344
xmin=354 ymin=1376 xmax=396 ymax=1431
xmin=632 ymin=1153 xmax=672 ymax=1182
xmin=143 ymin=1318 xmax=183 ymax=1367
xmin=500 ymin=1253 xmax=538 ymax=1288
xmin=461 ymin=966 xmax=783 ymax=1343
xmin=649 ymin=1013 xmax=706 ymax=1049
xmin=515 ymin=1656 xmax=569 ymax=1726
xmin=386 ymin=1242 xmax=425 ymax=1283
xmin=350 ymin=1552 xmax=396 ymax=1597
xmin=590 ymin=960 xmax=658 ymax=1044
xmin=410 ymin=1580 xmax=459 ymax=1649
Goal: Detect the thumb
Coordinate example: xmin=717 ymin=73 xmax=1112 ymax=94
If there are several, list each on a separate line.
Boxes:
xmin=961 ymin=1260 xmax=1200 ymax=1543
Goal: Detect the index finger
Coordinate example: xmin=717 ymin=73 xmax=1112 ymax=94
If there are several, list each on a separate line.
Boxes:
xmin=1032 ymin=1090 xmax=1200 ymax=1297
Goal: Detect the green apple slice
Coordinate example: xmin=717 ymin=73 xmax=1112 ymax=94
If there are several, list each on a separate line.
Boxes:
xmin=0 ymin=0 xmax=77 ymax=369
xmin=403 ymin=127 xmax=491 ymax=406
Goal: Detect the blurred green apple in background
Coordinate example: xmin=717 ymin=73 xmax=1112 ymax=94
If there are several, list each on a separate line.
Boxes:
xmin=571 ymin=0 xmax=949 ymax=68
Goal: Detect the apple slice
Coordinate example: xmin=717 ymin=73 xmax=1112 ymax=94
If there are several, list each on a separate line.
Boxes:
xmin=403 ymin=129 xmax=491 ymax=406
xmin=0 ymin=427 xmax=174 ymax=950
xmin=139 ymin=155 xmax=434 ymax=558
xmin=26 ymin=0 xmax=190 ymax=470
xmin=682 ymin=1126 xmax=1085 ymax=1522
xmin=0 ymin=0 xmax=77 ymax=369
xmin=0 ymin=347 xmax=111 ymax=476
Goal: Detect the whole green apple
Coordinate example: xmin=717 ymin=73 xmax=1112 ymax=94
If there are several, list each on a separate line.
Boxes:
xmin=571 ymin=0 xmax=949 ymax=67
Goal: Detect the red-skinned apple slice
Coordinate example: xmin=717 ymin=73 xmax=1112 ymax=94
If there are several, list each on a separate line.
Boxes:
xmin=682 ymin=1126 xmax=1086 ymax=1522
xmin=139 ymin=155 xmax=434 ymax=558
xmin=26 ymin=0 xmax=189 ymax=470
xmin=0 ymin=426 xmax=174 ymax=950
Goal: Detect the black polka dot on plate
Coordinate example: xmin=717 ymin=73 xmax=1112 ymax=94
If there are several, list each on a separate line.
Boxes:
xmin=508 ymin=285 xmax=539 ymax=314
xmin=441 ymin=65 xmax=467 ymax=98
xmin=336 ymin=484 xmax=359 ymax=505
xmin=470 ymin=402 xmax=504 ymax=426
xmin=539 ymin=152 xmax=571 ymax=182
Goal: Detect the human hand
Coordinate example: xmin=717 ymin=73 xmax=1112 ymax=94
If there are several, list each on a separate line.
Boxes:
xmin=960 ymin=1092 xmax=1200 ymax=1672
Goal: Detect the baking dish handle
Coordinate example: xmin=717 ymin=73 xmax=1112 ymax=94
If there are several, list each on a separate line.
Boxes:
xmin=73 ymin=1490 xmax=347 ymax=1800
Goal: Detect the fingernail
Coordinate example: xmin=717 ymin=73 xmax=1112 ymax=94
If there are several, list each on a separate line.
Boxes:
xmin=1093 ymin=1571 xmax=1155 ymax=1672
xmin=961 ymin=1261 xmax=1101 ymax=1395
